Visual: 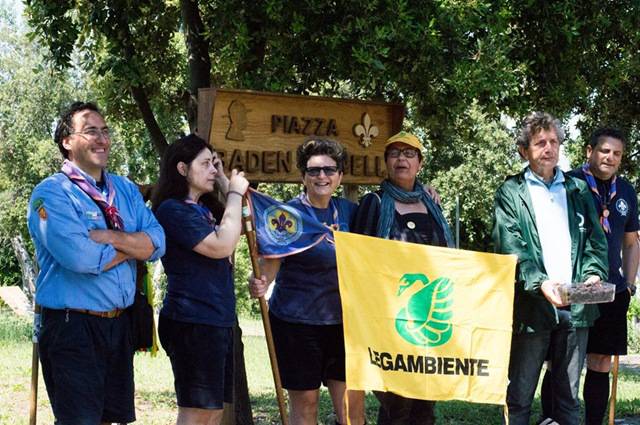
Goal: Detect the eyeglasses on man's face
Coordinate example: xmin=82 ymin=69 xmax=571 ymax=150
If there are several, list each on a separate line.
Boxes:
xmin=386 ymin=147 xmax=419 ymax=159
xmin=70 ymin=127 xmax=111 ymax=141
xmin=305 ymin=166 xmax=339 ymax=177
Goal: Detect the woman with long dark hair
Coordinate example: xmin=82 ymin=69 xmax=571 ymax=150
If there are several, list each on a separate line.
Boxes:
xmin=153 ymin=134 xmax=248 ymax=425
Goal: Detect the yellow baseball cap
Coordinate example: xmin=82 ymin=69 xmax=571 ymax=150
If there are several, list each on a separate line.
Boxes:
xmin=384 ymin=131 xmax=424 ymax=151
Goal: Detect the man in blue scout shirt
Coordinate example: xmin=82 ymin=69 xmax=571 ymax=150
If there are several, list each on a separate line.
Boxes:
xmin=27 ymin=101 xmax=165 ymax=425
xmin=540 ymin=128 xmax=639 ymax=425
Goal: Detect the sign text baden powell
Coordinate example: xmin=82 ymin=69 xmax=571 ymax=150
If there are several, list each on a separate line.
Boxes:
xmin=202 ymin=88 xmax=404 ymax=184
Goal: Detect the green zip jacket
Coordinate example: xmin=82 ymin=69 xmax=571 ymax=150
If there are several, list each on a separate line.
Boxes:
xmin=492 ymin=170 xmax=609 ymax=334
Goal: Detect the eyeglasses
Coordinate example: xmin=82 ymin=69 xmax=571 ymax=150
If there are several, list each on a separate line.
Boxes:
xmin=70 ymin=128 xmax=111 ymax=140
xmin=305 ymin=166 xmax=339 ymax=177
xmin=387 ymin=148 xmax=419 ymax=158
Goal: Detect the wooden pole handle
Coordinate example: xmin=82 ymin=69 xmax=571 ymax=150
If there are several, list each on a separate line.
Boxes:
xmin=608 ymin=355 xmax=619 ymax=425
xmin=242 ymin=198 xmax=289 ymax=425
xmin=29 ymin=304 xmax=41 ymax=425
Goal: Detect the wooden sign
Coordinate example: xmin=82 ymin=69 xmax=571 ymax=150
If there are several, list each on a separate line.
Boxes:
xmin=197 ymin=88 xmax=404 ymax=184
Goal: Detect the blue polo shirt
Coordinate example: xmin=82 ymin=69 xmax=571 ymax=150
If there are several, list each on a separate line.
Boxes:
xmin=27 ymin=171 xmax=165 ymax=311
xmin=269 ymin=196 xmax=357 ymax=325
xmin=569 ymin=168 xmax=639 ymax=292
xmin=155 ymin=199 xmax=236 ymax=327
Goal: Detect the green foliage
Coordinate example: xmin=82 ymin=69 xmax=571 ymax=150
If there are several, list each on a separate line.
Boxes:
xmin=0 ymin=6 xmax=91 ymax=285
xmin=626 ymin=297 xmax=640 ymax=353
xmin=0 ymin=308 xmax=31 ymax=342
xmin=629 ymin=296 xmax=640 ymax=320
xmin=234 ymin=238 xmax=261 ymax=318
xmin=431 ymin=102 xmax=520 ymax=251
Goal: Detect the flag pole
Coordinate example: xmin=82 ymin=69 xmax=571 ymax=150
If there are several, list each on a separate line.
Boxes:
xmin=29 ymin=304 xmax=41 ymax=425
xmin=608 ymin=355 xmax=619 ymax=425
xmin=455 ymin=195 xmax=460 ymax=249
xmin=241 ymin=197 xmax=289 ymax=425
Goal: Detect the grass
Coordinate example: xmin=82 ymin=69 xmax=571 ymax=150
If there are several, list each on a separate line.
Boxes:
xmin=1 ymin=312 xmax=639 ymax=424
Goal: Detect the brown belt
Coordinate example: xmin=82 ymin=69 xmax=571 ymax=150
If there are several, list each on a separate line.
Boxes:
xmin=67 ymin=308 xmax=125 ymax=318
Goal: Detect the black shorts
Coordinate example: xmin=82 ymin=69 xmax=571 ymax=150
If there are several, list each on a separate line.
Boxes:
xmin=158 ymin=314 xmax=233 ymax=409
xmin=39 ymin=308 xmax=135 ymax=425
xmin=269 ymin=312 xmax=346 ymax=391
xmin=587 ymin=289 xmax=631 ymax=355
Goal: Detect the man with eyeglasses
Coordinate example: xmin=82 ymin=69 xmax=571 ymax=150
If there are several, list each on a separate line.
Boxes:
xmin=27 ymin=101 xmax=165 ymax=425
xmin=492 ymin=112 xmax=608 ymax=425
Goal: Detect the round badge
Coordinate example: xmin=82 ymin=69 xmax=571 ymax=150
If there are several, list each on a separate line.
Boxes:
xmin=603 ymin=209 xmax=610 ymax=218
xmin=407 ymin=221 xmax=416 ymax=229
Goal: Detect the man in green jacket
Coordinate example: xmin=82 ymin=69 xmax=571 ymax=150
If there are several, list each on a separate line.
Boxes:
xmin=492 ymin=111 xmax=608 ymax=425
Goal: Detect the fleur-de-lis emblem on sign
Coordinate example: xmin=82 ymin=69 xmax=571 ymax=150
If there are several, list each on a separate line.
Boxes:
xmin=353 ymin=113 xmax=379 ymax=148
xmin=271 ymin=212 xmax=293 ymax=233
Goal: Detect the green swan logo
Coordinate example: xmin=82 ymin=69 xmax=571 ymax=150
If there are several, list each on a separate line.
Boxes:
xmin=395 ymin=273 xmax=454 ymax=347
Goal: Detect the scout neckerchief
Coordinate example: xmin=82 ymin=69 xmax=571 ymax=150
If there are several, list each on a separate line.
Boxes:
xmin=298 ymin=193 xmax=339 ymax=242
xmin=184 ymin=198 xmax=215 ymax=226
xmin=581 ymin=163 xmax=617 ymax=233
xmin=61 ymin=159 xmax=124 ymax=231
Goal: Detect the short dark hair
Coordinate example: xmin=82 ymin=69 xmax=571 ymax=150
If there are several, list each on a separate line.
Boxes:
xmin=516 ymin=111 xmax=565 ymax=150
xmin=588 ymin=127 xmax=626 ymax=149
xmin=296 ymin=138 xmax=347 ymax=174
xmin=152 ymin=134 xmax=215 ymax=212
xmin=53 ymin=101 xmax=102 ymax=159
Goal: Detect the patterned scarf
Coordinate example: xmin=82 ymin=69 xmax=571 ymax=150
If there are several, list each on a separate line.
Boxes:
xmin=377 ymin=179 xmax=455 ymax=247
xmin=61 ymin=160 xmax=124 ymax=231
xmin=581 ymin=163 xmax=616 ymax=233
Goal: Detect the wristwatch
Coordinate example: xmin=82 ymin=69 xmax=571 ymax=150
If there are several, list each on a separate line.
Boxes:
xmin=628 ymin=282 xmax=637 ymax=296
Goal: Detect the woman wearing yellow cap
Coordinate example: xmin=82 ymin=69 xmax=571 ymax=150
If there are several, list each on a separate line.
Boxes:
xmin=352 ymin=131 xmax=455 ymax=424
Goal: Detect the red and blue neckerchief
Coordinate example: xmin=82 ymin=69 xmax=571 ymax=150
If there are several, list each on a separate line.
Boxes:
xmin=61 ymin=160 xmax=124 ymax=231
xmin=581 ymin=163 xmax=616 ymax=233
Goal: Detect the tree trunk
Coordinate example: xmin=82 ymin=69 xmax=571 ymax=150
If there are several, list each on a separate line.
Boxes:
xmin=10 ymin=235 xmax=38 ymax=303
xmin=129 ymin=85 xmax=169 ymax=157
xmin=180 ymin=0 xmax=211 ymax=133
xmin=236 ymin=2 xmax=267 ymax=88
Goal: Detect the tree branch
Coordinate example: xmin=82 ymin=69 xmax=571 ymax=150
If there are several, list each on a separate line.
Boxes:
xmin=130 ymin=85 xmax=168 ymax=158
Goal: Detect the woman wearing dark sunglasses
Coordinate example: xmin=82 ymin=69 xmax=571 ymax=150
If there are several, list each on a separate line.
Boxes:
xmin=249 ymin=138 xmax=365 ymax=425
xmin=351 ymin=131 xmax=455 ymax=425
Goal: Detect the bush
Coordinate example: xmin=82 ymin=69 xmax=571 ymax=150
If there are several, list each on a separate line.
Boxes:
xmin=628 ymin=296 xmax=640 ymax=353
xmin=234 ymin=238 xmax=261 ymax=319
xmin=0 ymin=307 xmax=32 ymax=342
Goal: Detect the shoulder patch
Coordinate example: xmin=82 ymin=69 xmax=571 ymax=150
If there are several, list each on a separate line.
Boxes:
xmin=616 ymin=198 xmax=629 ymax=216
xmin=31 ymin=198 xmax=44 ymax=212
xmin=32 ymin=198 xmax=48 ymax=220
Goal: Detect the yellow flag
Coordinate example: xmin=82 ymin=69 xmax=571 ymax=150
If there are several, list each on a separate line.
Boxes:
xmin=335 ymin=232 xmax=517 ymax=405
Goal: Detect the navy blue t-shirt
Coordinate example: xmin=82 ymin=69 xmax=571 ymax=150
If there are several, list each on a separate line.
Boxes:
xmin=269 ymin=196 xmax=357 ymax=325
xmin=569 ymin=168 xmax=639 ymax=292
xmin=155 ymin=199 xmax=235 ymax=327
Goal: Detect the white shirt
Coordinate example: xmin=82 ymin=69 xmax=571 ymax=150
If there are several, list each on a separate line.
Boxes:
xmin=525 ymin=167 xmax=573 ymax=284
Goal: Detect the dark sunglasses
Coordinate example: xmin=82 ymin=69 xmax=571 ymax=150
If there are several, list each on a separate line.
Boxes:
xmin=305 ymin=166 xmax=339 ymax=177
xmin=387 ymin=147 xmax=419 ymax=158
